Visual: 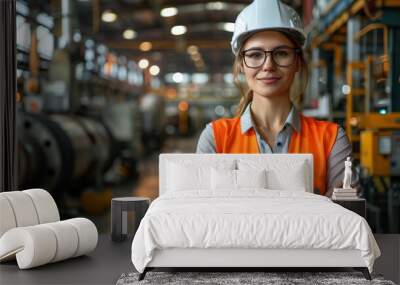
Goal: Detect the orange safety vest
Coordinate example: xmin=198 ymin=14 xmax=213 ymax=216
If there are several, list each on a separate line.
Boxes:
xmin=212 ymin=115 xmax=338 ymax=196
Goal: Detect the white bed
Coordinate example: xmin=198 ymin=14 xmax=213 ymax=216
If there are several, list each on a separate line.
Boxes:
xmin=131 ymin=154 xmax=380 ymax=281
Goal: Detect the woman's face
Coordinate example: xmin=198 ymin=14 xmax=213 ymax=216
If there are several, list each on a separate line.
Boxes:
xmin=241 ymin=30 xmax=300 ymax=99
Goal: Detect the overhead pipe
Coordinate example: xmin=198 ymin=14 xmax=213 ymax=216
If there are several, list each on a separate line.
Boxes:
xmin=353 ymin=23 xmax=388 ymax=57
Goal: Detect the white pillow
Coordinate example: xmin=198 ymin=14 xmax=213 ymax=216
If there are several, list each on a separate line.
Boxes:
xmin=167 ymin=162 xmax=210 ymax=191
xmin=167 ymin=160 xmax=236 ymax=191
xmin=237 ymin=159 xmax=307 ymax=191
xmin=266 ymin=163 xmax=306 ymax=191
xmin=211 ymin=168 xmax=268 ymax=190
xmin=211 ymin=168 xmax=236 ymax=190
xmin=237 ymin=169 xmax=267 ymax=189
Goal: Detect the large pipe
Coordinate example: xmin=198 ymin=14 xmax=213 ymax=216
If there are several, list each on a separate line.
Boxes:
xmin=17 ymin=112 xmax=116 ymax=199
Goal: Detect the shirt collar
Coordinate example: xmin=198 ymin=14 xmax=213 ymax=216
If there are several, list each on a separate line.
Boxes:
xmin=240 ymin=103 xmax=301 ymax=134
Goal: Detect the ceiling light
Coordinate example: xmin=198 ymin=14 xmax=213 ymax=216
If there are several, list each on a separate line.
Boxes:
xmin=187 ymin=45 xmax=198 ymax=55
xmin=214 ymin=105 xmax=226 ymax=116
xmin=149 ymin=65 xmax=160 ymax=76
xmin=123 ymin=29 xmax=136 ymax=40
xmin=342 ymin=85 xmax=351 ymax=95
xmin=206 ymin=2 xmax=226 ymax=10
xmin=73 ymin=32 xmax=82 ymax=42
xmin=192 ymin=73 xmax=209 ymax=84
xmin=160 ymin=7 xmax=178 ymax=17
xmin=97 ymin=44 xmax=107 ymax=54
xmin=224 ymin=73 xmax=234 ymax=84
xmin=223 ymin=22 xmax=235 ymax=32
xmin=178 ymin=101 xmax=189 ymax=112
xmin=171 ymin=25 xmax=187 ymax=36
xmin=85 ymin=39 xmax=94 ymax=48
xmin=101 ymin=11 xmax=117 ymax=23
xmin=138 ymin=59 xmax=149 ymax=69
xmin=172 ymin=72 xmax=184 ymax=83
xmin=139 ymin=41 xmax=152 ymax=51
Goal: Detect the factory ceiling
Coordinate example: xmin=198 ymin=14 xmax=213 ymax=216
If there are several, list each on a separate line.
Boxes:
xmin=30 ymin=0 xmax=304 ymax=76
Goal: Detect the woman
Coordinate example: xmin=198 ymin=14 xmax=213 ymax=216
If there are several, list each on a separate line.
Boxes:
xmin=196 ymin=0 xmax=358 ymax=197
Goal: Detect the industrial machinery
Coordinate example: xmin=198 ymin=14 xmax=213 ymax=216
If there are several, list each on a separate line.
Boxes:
xmin=15 ymin=0 xmax=150 ymax=205
xmin=308 ymin=0 xmax=400 ymax=233
xmin=102 ymin=101 xmax=143 ymax=181
xmin=346 ymin=22 xmax=400 ymax=233
xmin=139 ymin=92 xmax=166 ymax=153
xmin=17 ymin=112 xmax=117 ymax=205
xmin=359 ymin=126 xmax=400 ymax=233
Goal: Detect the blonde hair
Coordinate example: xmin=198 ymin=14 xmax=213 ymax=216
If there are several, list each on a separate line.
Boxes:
xmin=233 ymin=37 xmax=309 ymax=116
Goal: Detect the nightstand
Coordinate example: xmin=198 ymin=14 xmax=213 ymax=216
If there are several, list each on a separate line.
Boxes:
xmin=111 ymin=197 xmax=150 ymax=242
xmin=332 ymin=198 xmax=366 ymax=218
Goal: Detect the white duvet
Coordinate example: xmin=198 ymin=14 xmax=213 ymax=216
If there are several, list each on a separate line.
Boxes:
xmin=131 ymin=190 xmax=380 ymax=273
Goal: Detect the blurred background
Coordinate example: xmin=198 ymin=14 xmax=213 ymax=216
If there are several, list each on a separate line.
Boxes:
xmin=13 ymin=0 xmax=400 ymax=234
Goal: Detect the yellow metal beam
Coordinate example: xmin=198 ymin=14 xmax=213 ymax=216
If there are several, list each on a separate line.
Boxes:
xmin=349 ymin=61 xmax=365 ymax=69
xmin=355 ymin=113 xmax=400 ymax=129
xmin=313 ymin=0 xmax=363 ymax=46
xmin=353 ymin=23 xmax=388 ymax=56
xmin=325 ymin=11 xmax=350 ymax=37
xmin=350 ymin=0 xmax=365 ymax=15
xmin=312 ymin=0 xmax=400 ymax=46
xmin=377 ymin=0 xmax=400 ymax=7
xmin=352 ymin=88 xmax=365 ymax=96
xmin=361 ymin=130 xmax=393 ymax=177
xmin=331 ymin=35 xmax=347 ymax=43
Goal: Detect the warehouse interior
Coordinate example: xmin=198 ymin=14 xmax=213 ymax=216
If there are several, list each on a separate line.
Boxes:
xmin=1 ymin=0 xmax=400 ymax=284
xmin=10 ymin=0 xmax=400 ymax=233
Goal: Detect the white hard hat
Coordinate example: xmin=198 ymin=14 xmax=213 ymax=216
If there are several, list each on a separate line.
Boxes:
xmin=231 ymin=0 xmax=306 ymax=55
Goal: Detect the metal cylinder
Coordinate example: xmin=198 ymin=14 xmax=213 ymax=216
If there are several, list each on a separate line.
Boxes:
xmin=17 ymin=112 xmax=116 ymax=198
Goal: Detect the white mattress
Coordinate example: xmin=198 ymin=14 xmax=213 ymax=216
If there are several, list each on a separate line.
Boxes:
xmin=131 ymin=190 xmax=380 ymax=273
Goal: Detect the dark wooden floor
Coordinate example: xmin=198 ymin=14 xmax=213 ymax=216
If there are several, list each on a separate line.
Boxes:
xmin=0 ymin=234 xmax=399 ymax=285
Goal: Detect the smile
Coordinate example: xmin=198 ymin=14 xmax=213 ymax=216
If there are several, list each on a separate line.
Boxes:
xmin=258 ymin=77 xmax=281 ymax=84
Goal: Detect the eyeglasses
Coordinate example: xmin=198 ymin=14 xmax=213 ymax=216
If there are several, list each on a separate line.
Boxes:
xmin=241 ymin=46 xmax=301 ymax=68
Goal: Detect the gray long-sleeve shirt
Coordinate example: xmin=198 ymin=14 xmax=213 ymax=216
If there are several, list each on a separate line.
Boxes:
xmin=196 ymin=104 xmax=359 ymax=196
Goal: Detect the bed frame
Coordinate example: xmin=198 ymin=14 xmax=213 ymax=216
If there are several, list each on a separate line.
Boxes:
xmin=138 ymin=154 xmax=372 ymax=281
xmin=140 ymin=248 xmax=371 ymax=280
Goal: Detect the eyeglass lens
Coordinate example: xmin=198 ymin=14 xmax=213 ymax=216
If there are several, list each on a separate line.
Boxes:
xmin=243 ymin=47 xmax=297 ymax=68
